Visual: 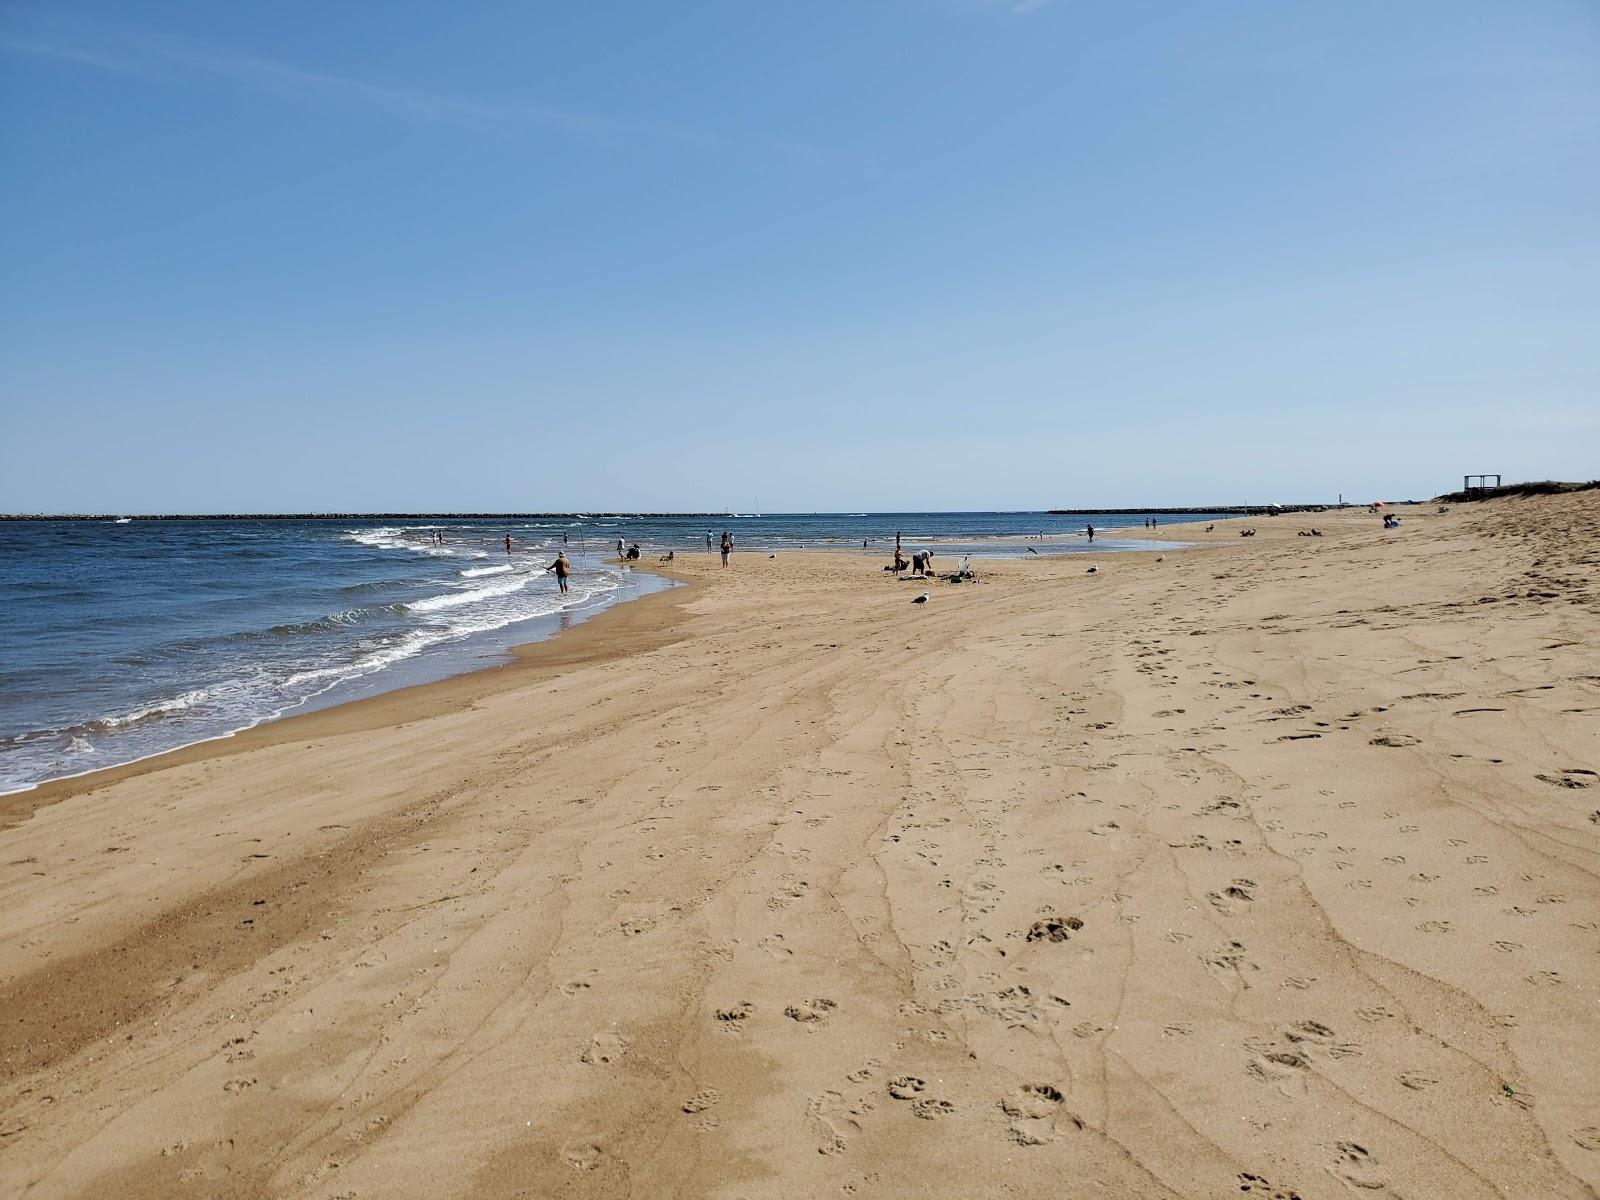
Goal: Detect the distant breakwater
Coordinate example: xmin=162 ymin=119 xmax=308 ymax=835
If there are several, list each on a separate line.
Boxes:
xmin=1047 ymin=504 xmax=1358 ymax=516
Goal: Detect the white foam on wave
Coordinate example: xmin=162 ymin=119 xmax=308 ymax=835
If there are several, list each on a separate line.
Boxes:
xmin=281 ymin=570 xmax=624 ymax=692
xmin=280 ymin=628 xmax=444 ymax=690
xmin=460 ymin=563 xmax=513 ymax=578
xmin=93 ymin=688 xmax=213 ymax=730
xmin=344 ymin=527 xmax=458 ymax=557
xmin=407 ymin=573 xmax=532 ymax=613
xmin=343 ymin=527 xmax=406 ymax=550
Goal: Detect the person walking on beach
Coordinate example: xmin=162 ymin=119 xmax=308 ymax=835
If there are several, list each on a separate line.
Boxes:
xmin=505 ymin=534 xmax=513 ymax=555
xmin=617 ymin=538 xmax=625 ymax=558
xmin=1086 ymin=524 xmax=1095 ymax=543
xmin=547 ymin=551 xmax=571 ymax=594
xmin=720 ymin=531 xmax=733 ymax=567
xmin=706 ymin=532 xmax=713 ymax=552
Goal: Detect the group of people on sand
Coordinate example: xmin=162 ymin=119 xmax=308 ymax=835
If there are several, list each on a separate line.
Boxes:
xmin=891 ymin=548 xmax=936 ymax=576
xmin=491 ymin=526 xmax=738 ymax=599
xmin=700 ymin=531 xmax=735 ymax=565
xmin=883 ymin=531 xmax=977 ymax=583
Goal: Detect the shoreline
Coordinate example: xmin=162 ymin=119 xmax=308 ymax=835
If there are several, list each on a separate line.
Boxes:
xmin=0 ymin=533 xmax=1185 ymax=810
xmin=0 ymin=564 xmax=700 ymax=830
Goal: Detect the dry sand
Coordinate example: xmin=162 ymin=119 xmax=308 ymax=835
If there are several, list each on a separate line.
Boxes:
xmin=2 ymin=493 xmax=1597 ymax=1199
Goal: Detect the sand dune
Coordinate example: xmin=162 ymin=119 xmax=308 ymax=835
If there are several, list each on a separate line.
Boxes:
xmin=2 ymin=494 xmax=1597 ymax=1198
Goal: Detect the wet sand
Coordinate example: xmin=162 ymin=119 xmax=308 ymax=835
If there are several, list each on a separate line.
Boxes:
xmin=2 ymin=493 xmax=1597 ymax=1198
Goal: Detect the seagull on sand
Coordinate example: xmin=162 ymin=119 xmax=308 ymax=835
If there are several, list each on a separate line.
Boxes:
xmin=912 ymin=592 xmax=930 ymax=604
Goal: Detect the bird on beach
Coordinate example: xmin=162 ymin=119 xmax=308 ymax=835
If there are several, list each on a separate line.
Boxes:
xmin=913 ymin=592 xmax=930 ymax=604
xmin=1026 ymin=546 xmax=1038 ymax=554
xmin=1086 ymin=566 xmax=1098 ymax=573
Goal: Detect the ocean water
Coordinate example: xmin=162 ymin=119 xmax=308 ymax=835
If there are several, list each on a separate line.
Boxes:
xmin=0 ymin=511 xmax=1216 ymax=793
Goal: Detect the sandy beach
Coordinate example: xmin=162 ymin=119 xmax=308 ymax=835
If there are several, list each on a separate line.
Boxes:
xmin=2 ymin=493 xmax=1597 ymax=1199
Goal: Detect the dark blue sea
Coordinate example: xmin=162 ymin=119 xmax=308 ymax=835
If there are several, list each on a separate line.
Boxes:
xmin=0 ymin=511 xmax=1216 ymax=793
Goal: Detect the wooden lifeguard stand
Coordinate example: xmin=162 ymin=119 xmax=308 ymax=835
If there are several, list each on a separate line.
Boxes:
xmin=1463 ymin=474 xmax=1501 ymax=496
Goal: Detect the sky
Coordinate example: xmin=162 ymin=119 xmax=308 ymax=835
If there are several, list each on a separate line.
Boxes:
xmin=1 ymin=1 xmax=1596 ymax=513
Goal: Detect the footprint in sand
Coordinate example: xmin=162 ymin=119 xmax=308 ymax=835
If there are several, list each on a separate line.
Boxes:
xmin=1536 ymin=768 xmax=1597 ymax=789
xmin=715 ymin=1001 xmax=755 ymax=1027
xmin=682 ymin=1089 xmax=720 ymax=1114
xmin=1247 ymin=1049 xmax=1309 ymax=1096
xmin=1024 ymin=915 xmax=1083 ymax=943
xmin=561 ymin=1138 xmax=603 ymax=1171
xmin=1330 ymin=1141 xmax=1389 ymax=1192
xmin=807 ymin=1090 xmax=866 ymax=1154
xmin=1238 ymin=1173 xmax=1305 ymax=1199
xmin=999 ymin=1083 xmax=1078 ymax=1144
xmin=759 ymin=933 xmax=793 ymax=958
xmin=1208 ymin=878 xmax=1258 ymax=912
xmin=1201 ymin=940 xmax=1259 ymax=984
xmin=1370 ymin=734 xmax=1422 ymax=748
xmin=681 ymin=1088 xmax=720 ymax=1126
xmin=785 ymin=998 xmax=838 ymax=1025
xmin=911 ymin=1098 xmax=956 ymax=1120
xmin=580 ymin=1029 xmax=628 ymax=1064
xmin=768 ymin=880 xmax=811 ymax=909
xmin=887 ymin=1075 xmax=926 ymax=1100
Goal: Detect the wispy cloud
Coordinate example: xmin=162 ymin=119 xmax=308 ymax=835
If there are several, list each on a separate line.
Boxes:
xmin=0 ymin=18 xmax=716 ymax=148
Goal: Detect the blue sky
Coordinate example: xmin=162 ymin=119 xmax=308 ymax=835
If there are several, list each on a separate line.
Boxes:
xmin=2 ymin=1 xmax=1596 ymax=512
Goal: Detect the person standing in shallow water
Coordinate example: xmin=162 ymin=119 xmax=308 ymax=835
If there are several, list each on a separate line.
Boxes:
xmin=505 ymin=534 xmax=513 ymax=555
xmin=1086 ymin=524 xmax=1094 ymax=543
xmin=720 ymin=531 xmax=732 ymax=567
xmin=547 ymin=550 xmax=571 ymax=594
